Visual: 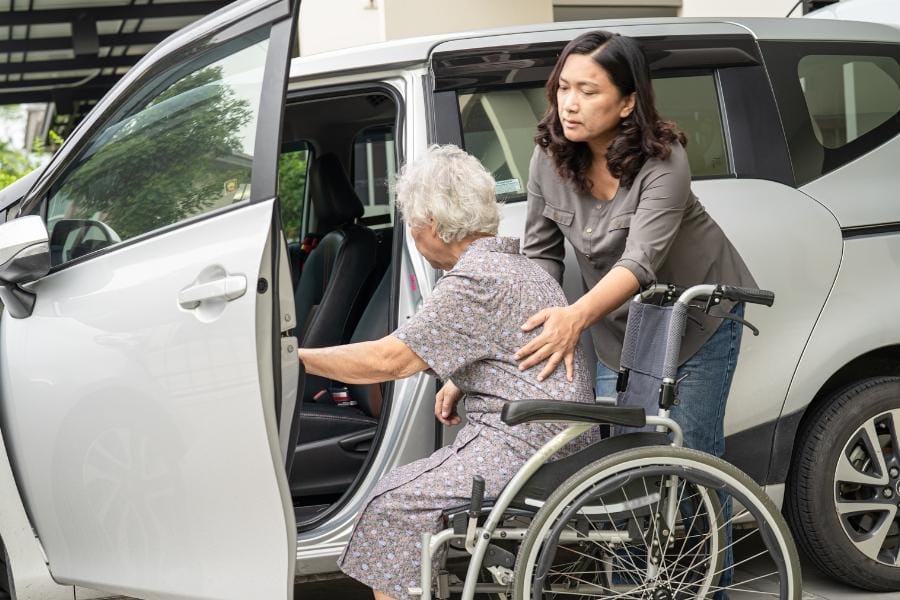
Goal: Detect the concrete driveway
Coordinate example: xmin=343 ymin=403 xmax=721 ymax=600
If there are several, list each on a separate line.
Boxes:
xmin=295 ymin=559 xmax=900 ymax=599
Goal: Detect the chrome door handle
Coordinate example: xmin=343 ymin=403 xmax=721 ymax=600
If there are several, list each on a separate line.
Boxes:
xmin=178 ymin=275 xmax=247 ymax=309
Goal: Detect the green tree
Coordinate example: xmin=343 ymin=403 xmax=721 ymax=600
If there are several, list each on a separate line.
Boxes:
xmin=55 ymin=65 xmax=252 ymax=240
xmin=0 ymin=138 xmax=37 ymax=190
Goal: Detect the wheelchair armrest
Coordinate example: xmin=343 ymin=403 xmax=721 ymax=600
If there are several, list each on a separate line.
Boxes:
xmin=501 ymin=400 xmax=646 ymax=428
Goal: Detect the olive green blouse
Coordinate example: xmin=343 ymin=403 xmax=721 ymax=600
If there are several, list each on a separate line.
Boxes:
xmin=523 ymin=142 xmax=757 ymax=370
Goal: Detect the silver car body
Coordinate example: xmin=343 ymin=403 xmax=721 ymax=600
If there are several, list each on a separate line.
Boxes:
xmin=0 ymin=8 xmax=898 ymax=599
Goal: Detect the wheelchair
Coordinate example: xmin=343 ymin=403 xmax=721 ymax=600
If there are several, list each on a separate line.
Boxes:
xmin=410 ymin=283 xmax=801 ymax=599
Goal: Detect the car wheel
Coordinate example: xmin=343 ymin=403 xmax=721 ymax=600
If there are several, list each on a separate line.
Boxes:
xmin=787 ymin=377 xmax=900 ymax=591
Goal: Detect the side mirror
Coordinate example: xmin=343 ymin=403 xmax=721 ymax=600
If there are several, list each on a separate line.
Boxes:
xmin=0 ymin=216 xmax=51 ymax=319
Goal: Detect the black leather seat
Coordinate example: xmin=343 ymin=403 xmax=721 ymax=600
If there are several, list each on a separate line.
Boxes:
xmin=292 ymin=268 xmax=393 ymax=500
xmin=295 ymin=153 xmax=377 ymax=350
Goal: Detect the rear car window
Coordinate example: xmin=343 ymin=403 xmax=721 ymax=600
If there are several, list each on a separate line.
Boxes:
xmin=798 ymin=54 xmax=900 ymax=150
xmin=762 ymin=42 xmax=900 ymax=185
xmin=458 ymin=72 xmax=731 ymax=201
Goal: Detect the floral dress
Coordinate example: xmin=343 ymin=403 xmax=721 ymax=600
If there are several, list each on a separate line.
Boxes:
xmin=337 ymin=236 xmax=596 ymax=599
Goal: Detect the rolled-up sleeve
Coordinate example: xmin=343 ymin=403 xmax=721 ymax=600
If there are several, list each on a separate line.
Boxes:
xmin=523 ymin=149 xmax=566 ymax=284
xmin=613 ymin=159 xmax=691 ymax=288
xmin=393 ymin=274 xmax=494 ymax=380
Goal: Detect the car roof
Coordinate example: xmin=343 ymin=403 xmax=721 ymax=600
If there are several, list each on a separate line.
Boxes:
xmin=289 ymin=16 xmax=900 ymax=80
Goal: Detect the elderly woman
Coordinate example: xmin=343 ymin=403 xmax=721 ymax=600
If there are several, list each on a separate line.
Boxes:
xmin=297 ymin=145 xmax=595 ymax=600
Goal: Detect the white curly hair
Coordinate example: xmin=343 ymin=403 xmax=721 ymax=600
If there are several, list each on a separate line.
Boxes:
xmin=394 ymin=144 xmax=500 ymax=243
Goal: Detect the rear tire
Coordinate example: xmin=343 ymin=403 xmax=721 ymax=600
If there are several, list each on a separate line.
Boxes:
xmin=786 ymin=377 xmax=900 ymax=591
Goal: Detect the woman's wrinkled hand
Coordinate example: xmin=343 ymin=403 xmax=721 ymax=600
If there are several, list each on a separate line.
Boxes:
xmin=514 ymin=305 xmax=584 ymax=382
xmin=435 ymin=380 xmax=463 ymax=426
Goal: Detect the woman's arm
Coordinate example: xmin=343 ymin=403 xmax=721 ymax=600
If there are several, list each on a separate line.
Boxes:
xmin=517 ymin=151 xmax=691 ymax=380
xmin=523 ymin=149 xmax=566 ymax=283
xmin=298 ymin=335 xmax=428 ymax=384
xmin=515 ymin=266 xmax=639 ymax=380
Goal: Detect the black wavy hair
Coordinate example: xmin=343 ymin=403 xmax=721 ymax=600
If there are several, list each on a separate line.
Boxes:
xmin=535 ymin=30 xmax=686 ymax=194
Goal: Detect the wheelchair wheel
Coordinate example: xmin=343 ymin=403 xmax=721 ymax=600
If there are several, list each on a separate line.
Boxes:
xmin=512 ymin=445 xmax=801 ymax=599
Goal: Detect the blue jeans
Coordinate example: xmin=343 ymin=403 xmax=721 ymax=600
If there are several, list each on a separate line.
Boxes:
xmin=596 ymin=303 xmax=744 ymax=597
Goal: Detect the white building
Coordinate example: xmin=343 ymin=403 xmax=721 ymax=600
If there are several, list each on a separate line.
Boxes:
xmin=299 ymin=0 xmax=807 ymax=56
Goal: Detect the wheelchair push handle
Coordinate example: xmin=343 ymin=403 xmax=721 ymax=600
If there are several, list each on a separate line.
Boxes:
xmin=718 ymin=285 xmax=775 ymax=307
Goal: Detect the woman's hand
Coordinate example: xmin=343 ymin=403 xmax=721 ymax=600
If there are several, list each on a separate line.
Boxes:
xmin=435 ymin=380 xmax=463 ymax=426
xmin=515 ymin=305 xmax=586 ymax=382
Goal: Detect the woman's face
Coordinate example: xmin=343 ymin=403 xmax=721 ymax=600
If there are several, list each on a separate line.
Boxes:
xmin=556 ymin=53 xmax=635 ymax=145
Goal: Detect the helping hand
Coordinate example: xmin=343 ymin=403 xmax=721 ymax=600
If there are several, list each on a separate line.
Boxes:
xmin=435 ymin=380 xmax=463 ymax=426
xmin=514 ymin=305 xmax=583 ymax=382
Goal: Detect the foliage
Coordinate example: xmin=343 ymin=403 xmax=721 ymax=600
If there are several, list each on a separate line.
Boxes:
xmin=0 ymin=138 xmax=37 ymax=191
xmin=53 ymin=65 xmax=252 ymax=240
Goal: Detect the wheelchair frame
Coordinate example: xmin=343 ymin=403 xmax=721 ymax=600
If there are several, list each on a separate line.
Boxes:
xmin=410 ymin=283 xmax=760 ymax=600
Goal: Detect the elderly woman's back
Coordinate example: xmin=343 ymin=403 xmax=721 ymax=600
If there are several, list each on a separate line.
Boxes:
xmin=396 ymin=234 xmax=593 ymax=450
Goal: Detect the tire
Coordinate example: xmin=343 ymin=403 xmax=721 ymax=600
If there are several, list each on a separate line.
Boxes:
xmin=512 ymin=445 xmax=801 ymax=599
xmin=786 ymin=377 xmax=900 ymax=591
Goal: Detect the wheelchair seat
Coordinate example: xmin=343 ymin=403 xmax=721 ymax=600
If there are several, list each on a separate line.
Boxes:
xmin=440 ymin=431 xmax=670 ymax=521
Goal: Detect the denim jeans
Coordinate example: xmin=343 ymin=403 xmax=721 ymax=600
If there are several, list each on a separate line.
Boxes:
xmin=595 ymin=303 xmax=744 ymax=597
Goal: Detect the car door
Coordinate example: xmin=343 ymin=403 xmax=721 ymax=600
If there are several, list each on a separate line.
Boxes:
xmin=427 ymin=23 xmax=843 ymax=485
xmin=0 ymin=1 xmax=300 ymax=599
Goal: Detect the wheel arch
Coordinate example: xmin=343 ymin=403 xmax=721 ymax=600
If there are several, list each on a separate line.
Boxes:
xmin=769 ymin=344 xmax=900 ymax=486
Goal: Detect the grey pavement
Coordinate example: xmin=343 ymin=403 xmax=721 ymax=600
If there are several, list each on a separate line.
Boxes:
xmin=295 ymin=558 xmax=900 ymax=599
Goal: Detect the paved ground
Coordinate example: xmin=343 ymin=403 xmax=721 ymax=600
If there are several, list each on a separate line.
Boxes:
xmin=295 ymin=558 xmax=900 ymax=599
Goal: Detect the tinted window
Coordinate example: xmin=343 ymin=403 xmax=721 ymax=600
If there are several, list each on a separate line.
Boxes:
xmin=798 ymin=54 xmax=900 ymax=149
xmin=46 ymin=29 xmax=271 ymax=267
xmin=352 ymin=126 xmax=396 ymax=224
xmin=762 ymin=42 xmax=900 ymax=185
xmin=279 ymin=143 xmax=311 ymax=243
xmin=458 ymin=72 xmax=730 ymax=201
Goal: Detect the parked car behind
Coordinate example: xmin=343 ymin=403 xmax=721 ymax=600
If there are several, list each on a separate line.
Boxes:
xmin=806 ymin=0 xmax=900 ymax=29
xmin=1 ymin=3 xmax=900 ymax=598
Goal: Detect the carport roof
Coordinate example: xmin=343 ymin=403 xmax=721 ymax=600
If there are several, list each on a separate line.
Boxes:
xmin=0 ymin=0 xmax=228 ymax=136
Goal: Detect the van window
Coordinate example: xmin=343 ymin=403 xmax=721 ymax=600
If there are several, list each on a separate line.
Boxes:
xmin=458 ymin=72 xmax=731 ymax=201
xmin=279 ymin=142 xmax=311 ymax=243
xmin=762 ymin=41 xmax=900 ymax=185
xmin=798 ymin=54 xmax=900 ymax=149
xmin=45 ymin=29 xmax=271 ymax=267
xmin=352 ymin=125 xmax=395 ymax=224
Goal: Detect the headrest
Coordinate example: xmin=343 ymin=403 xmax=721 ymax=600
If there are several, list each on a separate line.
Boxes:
xmin=309 ymin=153 xmax=364 ymax=232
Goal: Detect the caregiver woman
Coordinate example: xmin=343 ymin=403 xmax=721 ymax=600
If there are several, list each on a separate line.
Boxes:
xmin=516 ymin=29 xmax=758 ymax=460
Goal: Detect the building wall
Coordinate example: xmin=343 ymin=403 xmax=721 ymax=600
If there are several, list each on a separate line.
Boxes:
xmin=299 ymin=0 xmax=386 ymax=56
xmin=382 ymin=0 xmax=552 ymax=41
xmin=297 ymin=0 xmax=803 ymax=56
xmin=680 ymin=0 xmax=802 ymax=17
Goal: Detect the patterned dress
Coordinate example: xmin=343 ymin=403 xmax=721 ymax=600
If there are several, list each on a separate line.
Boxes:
xmin=337 ymin=236 xmax=596 ymax=599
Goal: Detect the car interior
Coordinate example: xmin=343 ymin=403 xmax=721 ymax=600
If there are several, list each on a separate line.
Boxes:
xmin=278 ymin=89 xmax=399 ymax=524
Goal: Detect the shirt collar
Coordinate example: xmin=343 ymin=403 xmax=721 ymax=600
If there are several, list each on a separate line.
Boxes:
xmin=461 ymin=236 xmax=521 ymax=257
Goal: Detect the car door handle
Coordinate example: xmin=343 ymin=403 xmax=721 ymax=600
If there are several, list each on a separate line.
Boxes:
xmin=178 ymin=275 xmax=247 ymax=309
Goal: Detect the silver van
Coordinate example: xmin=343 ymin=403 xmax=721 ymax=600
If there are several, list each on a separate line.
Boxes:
xmin=1 ymin=1 xmax=899 ymax=597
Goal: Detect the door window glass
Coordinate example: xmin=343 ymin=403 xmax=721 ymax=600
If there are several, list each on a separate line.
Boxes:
xmin=279 ymin=143 xmax=311 ymax=243
xmin=652 ymin=74 xmax=730 ymax=177
xmin=352 ymin=126 xmax=396 ymax=224
xmin=46 ymin=29 xmax=271 ymax=267
xmin=458 ymin=72 xmax=730 ymax=201
xmin=798 ymin=54 xmax=900 ymax=149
